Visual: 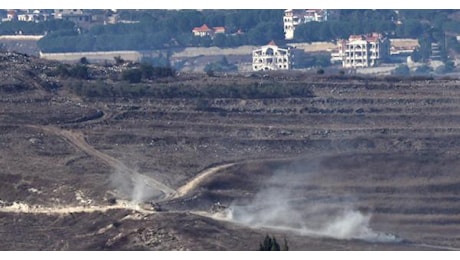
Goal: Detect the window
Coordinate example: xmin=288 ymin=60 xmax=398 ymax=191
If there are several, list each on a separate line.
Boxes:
xmin=266 ymin=48 xmax=274 ymax=56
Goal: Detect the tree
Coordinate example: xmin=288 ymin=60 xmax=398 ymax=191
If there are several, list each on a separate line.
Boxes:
xmin=69 ymin=64 xmax=89 ymax=79
xmin=114 ymin=55 xmax=125 ymax=65
xmin=122 ymin=68 xmax=142 ymax=83
xmin=140 ymin=63 xmax=154 ymax=79
xmin=282 ymin=237 xmax=289 ymax=251
xmin=79 ymin=56 xmax=89 ymax=65
xmin=259 ymin=235 xmax=288 ymax=251
xmin=392 ymin=64 xmax=410 ymax=76
xmin=414 ymin=64 xmax=432 ymax=75
xmin=213 ymin=33 xmax=227 ymax=47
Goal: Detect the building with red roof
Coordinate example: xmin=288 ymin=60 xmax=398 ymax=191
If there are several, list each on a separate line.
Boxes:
xmin=192 ymin=24 xmax=226 ymax=38
xmin=332 ymin=33 xmax=390 ymax=68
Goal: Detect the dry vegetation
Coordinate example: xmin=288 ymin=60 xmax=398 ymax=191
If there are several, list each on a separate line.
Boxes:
xmin=1 ymin=52 xmax=460 ymax=250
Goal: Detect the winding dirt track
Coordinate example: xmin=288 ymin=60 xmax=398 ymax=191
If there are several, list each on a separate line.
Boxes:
xmin=174 ymin=162 xmax=236 ymax=198
xmin=33 ymin=125 xmax=177 ymax=199
xmin=34 ymin=124 xmax=235 ymax=201
xmin=0 ymin=123 xmax=233 ymax=215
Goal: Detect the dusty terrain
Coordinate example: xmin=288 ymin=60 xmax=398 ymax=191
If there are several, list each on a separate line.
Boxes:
xmin=1 ymin=52 xmax=460 ymax=250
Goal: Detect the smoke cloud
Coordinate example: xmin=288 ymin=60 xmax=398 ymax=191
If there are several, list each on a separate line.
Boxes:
xmin=110 ymin=168 xmax=162 ymax=203
xmin=224 ymin=164 xmax=399 ymax=242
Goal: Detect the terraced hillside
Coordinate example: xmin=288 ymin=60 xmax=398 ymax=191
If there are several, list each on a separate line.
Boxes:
xmin=0 ymin=52 xmax=460 ymax=250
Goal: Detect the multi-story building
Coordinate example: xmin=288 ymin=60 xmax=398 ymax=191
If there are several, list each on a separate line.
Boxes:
xmin=283 ymin=9 xmax=328 ymax=40
xmin=252 ymin=40 xmax=291 ymax=71
xmin=333 ymin=33 xmax=390 ymax=68
xmin=17 ymin=10 xmax=49 ymax=23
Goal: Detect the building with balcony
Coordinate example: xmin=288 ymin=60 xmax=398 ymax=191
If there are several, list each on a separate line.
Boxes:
xmin=252 ymin=40 xmax=291 ymax=71
xmin=283 ymin=9 xmax=328 ymax=40
xmin=333 ymin=33 xmax=390 ymax=68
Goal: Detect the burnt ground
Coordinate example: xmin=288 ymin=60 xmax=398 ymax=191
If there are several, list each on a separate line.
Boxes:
xmin=1 ymin=52 xmax=460 ymax=250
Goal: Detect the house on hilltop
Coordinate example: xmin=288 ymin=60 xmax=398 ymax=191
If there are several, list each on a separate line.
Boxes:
xmin=252 ymin=40 xmax=291 ymax=71
xmin=192 ymin=24 xmax=226 ymax=38
xmin=17 ymin=10 xmax=49 ymax=23
xmin=2 ymin=10 xmax=17 ymax=22
xmin=331 ymin=33 xmax=390 ymax=68
xmin=283 ymin=9 xmax=328 ymax=40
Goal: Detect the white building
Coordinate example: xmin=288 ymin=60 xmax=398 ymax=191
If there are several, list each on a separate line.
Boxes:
xmin=17 ymin=10 xmax=48 ymax=23
xmin=252 ymin=41 xmax=291 ymax=71
xmin=283 ymin=9 xmax=328 ymax=40
xmin=333 ymin=33 xmax=390 ymax=68
xmin=192 ymin=24 xmax=226 ymax=38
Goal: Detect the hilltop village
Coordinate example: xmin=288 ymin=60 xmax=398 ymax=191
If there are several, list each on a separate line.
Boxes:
xmin=0 ymin=9 xmax=458 ymax=76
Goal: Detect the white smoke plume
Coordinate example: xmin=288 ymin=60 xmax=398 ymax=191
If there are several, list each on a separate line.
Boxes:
xmin=225 ymin=165 xmax=399 ymax=242
xmin=109 ymin=168 xmax=162 ymax=203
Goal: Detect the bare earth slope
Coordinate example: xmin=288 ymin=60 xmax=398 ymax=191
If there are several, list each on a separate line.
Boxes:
xmin=1 ymin=52 xmax=460 ymax=250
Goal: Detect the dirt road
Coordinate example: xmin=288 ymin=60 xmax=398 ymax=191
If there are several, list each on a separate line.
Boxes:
xmin=174 ymin=163 xmax=236 ymax=198
xmin=32 ymin=125 xmax=177 ymax=199
xmin=0 ymin=200 xmax=153 ymax=215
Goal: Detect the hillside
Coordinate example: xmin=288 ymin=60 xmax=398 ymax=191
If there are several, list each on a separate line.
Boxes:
xmin=1 ymin=52 xmax=460 ymax=250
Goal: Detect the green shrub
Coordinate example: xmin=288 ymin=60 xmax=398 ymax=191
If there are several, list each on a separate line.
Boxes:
xmin=122 ymin=68 xmax=142 ymax=83
xmin=69 ymin=64 xmax=90 ymax=79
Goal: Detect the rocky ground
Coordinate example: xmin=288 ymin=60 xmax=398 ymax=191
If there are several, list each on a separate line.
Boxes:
xmin=1 ymin=52 xmax=460 ymax=250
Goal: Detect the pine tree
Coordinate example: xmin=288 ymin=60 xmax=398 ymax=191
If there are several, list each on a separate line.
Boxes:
xmin=282 ymin=237 xmax=289 ymax=251
xmin=271 ymin=238 xmax=280 ymax=251
xmin=259 ymin=234 xmax=285 ymax=251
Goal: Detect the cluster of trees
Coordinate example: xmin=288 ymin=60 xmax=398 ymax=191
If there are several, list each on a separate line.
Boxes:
xmin=121 ymin=63 xmax=175 ymax=83
xmin=295 ymin=10 xmax=460 ymax=42
xmin=66 ymin=77 xmax=315 ymax=99
xmin=294 ymin=10 xmax=396 ymax=43
xmin=48 ymin=56 xmax=175 ymax=83
xmin=37 ymin=10 xmax=284 ymax=52
xmin=0 ymin=20 xmax=75 ymax=35
xmin=49 ymin=64 xmax=90 ymax=80
xmin=392 ymin=61 xmax=455 ymax=77
xmin=1 ymin=9 xmax=459 ymax=63
xmin=259 ymin=235 xmax=288 ymax=251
